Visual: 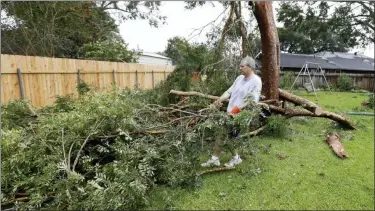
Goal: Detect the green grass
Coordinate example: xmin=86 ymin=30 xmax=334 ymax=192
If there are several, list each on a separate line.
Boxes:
xmin=148 ymin=91 xmax=374 ymax=210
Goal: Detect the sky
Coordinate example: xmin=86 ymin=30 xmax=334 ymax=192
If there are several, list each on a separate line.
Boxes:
xmin=116 ymin=1 xmax=374 ymax=58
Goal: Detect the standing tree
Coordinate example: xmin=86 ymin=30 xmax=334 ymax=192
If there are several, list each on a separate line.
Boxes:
xmin=77 ymin=32 xmax=138 ymax=63
xmin=1 ymin=1 xmax=166 ymax=61
xmin=169 ymin=2 xmax=355 ymax=129
xmin=164 ymin=36 xmax=215 ymax=71
xmin=276 ymin=1 xmax=374 ymax=54
xmin=98 ymin=1 xmax=166 ymax=27
xmin=250 ymin=1 xmax=280 ymax=101
xmin=1 ymin=2 xmax=118 ymax=57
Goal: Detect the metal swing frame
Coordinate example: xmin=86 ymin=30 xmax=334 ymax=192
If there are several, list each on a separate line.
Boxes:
xmin=289 ymin=61 xmax=331 ymax=100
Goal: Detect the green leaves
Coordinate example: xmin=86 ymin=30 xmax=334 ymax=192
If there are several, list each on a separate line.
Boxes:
xmin=1 ymin=2 xmax=118 ymax=58
xmin=336 ymin=74 xmax=355 ymax=92
xmin=276 ymin=1 xmax=370 ymax=53
xmin=78 ymin=38 xmax=137 ymax=63
xmin=1 ymin=77 xmax=265 ymax=210
xmin=1 ymin=100 xmax=37 ymax=130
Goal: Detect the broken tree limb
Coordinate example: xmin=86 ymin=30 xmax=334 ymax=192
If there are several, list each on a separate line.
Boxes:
xmin=269 ymin=105 xmax=356 ymax=129
xmin=27 ymin=103 xmax=37 ymax=117
xmin=233 ymin=1 xmax=248 ymax=57
xmin=170 ymin=90 xmax=226 ymax=102
xmin=1 ymin=197 xmax=29 ymax=206
xmin=278 ymin=89 xmax=323 ymax=115
xmin=169 ymin=90 xmax=356 ymax=129
xmin=142 ymin=130 xmax=168 ymax=134
xmin=197 ymin=166 xmax=236 ymax=176
xmin=170 ymin=90 xmax=276 ymax=104
xmin=268 ymin=105 xmax=316 ymax=117
xmin=325 ymin=132 xmax=349 ymax=158
xmin=239 ymin=125 xmax=267 ymax=138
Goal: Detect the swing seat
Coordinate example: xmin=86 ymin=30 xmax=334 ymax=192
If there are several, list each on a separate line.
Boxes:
xmin=303 ymin=83 xmax=314 ymax=92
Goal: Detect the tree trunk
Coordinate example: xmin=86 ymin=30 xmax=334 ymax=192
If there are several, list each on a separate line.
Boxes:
xmin=214 ymin=2 xmax=235 ymax=71
xmin=234 ymin=1 xmax=248 ymax=57
xmin=278 ymin=89 xmax=323 ymax=115
xmin=269 ymin=105 xmax=356 ymax=129
xmin=252 ymin=2 xmax=280 ymax=101
xmin=169 ymin=89 xmax=356 ymax=130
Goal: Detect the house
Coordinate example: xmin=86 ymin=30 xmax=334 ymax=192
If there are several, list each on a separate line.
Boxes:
xmin=136 ymin=52 xmax=173 ymax=66
xmin=255 ymin=51 xmax=374 ymax=91
xmin=255 ymin=51 xmax=374 ymax=74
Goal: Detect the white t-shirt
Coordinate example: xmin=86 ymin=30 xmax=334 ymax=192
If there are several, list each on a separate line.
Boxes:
xmin=226 ymin=74 xmax=262 ymax=113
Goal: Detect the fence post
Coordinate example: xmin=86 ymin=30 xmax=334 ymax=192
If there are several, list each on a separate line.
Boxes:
xmin=164 ymin=70 xmax=166 ymax=80
xmin=17 ymin=68 xmax=25 ymax=99
xmin=135 ymin=70 xmax=139 ymax=89
xmin=112 ymin=69 xmax=116 ymax=85
xmin=152 ymin=70 xmax=155 ymax=88
xmin=77 ymin=69 xmax=81 ymax=84
xmin=144 ymin=71 xmax=146 ymax=89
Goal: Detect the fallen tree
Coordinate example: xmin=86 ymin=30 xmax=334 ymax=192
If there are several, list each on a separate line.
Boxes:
xmin=278 ymin=88 xmax=323 ymax=115
xmin=1 ymin=88 xmax=265 ymax=210
xmin=269 ymin=105 xmax=356 ymax=129
xmin=169 ymin=89 xmax=356 ymax=129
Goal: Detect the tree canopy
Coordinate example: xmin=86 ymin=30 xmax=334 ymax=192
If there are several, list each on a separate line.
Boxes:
xmin=1 ymin=1 xmax=165 ymax=61
xmin=276 ymin=1 xmax=374 ymax=54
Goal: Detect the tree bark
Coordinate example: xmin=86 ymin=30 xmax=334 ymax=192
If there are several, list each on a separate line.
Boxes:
xmin=325 ymin=132 xmax=349 ymax=158
xmin=239 ymin=125 xmax=267 ymax=138
xmin=170 ymin=90 xmax=226 ymax=102
xmin=278 ymin=88 xmax=323 ymax=115
xmin=234 ymin=1 xmax=248 ymax=57
xmin=269 ymin=105 xmax=356 ymax=129
xmin=220 ymin=2 xmax=235 ymax=46
xmin=252 ymin=2 xmax=280 ymax=101
xmin=169 ymin=90 xmax=273 ymax=104
xmin=214 ymin=2 xmax=235 ymax=71
xmin=169 ymin=89 xmax=356 ymax=130
xmin=197 ymin=167 xmax=235 ymax=176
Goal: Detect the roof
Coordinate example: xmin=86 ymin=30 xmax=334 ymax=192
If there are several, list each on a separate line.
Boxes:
xmin=139 ymin=52 xmax=171 ymax=60
xmin=255 ymin=52 xmax=375 ymax=72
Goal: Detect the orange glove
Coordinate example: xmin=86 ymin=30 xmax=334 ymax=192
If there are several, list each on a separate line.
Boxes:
xmin=231 ymin=106 xmax=241 ymax=114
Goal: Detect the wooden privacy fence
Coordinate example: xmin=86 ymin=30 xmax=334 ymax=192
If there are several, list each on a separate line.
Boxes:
xmin=281 ymin=72 xmax=374 ymax=91
xmin=1 ymin=54 xmax=175 ymax=107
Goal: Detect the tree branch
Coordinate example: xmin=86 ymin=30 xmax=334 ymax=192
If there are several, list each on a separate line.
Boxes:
xmin=72 ymin=119 xmax=104 ymax=171
xmin=234 ymin=1 xmax=249 ymax=57
xmin=187 ymin=5 xmax=229 ymax=41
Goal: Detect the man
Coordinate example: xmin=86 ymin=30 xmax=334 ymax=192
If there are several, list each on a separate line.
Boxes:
xmin=201 ymin=56 xmax=262 ymax=168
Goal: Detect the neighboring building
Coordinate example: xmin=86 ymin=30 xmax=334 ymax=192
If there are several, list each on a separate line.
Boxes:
xmin=255 ymin=51 xmax=374 ymax=91
xmin=137 ymin=52 xmax=173 ymax=66
xmin=255 ymin=51 xmax=374 ymax=74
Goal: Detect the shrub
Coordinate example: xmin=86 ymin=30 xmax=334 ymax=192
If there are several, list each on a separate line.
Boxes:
xmin=336 ymin=74 xmax=354 ymax=91
xmin=1 ymin=100 xmax=37 ymax=130
xmin=263 ymin=115 xmax=289 ymax=138
xmin=280 ymin=72 xmax=295 ymax=89
xmin=367 ymin=93 xmax=374 ymax=109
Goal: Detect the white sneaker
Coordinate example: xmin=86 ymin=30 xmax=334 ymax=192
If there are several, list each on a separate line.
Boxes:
xmin=201 ymin=158 xmax=220 ymax=167
xmin=224 ymin=157 xmax=242 ymax=167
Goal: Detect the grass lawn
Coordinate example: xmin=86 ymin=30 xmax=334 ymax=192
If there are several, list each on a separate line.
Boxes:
xmin=148 ymin=91 xmax=374 ymax=210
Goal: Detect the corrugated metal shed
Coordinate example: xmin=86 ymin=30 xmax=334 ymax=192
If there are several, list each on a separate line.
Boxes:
xmin=137 ymin=52 xmax=173 ymax=66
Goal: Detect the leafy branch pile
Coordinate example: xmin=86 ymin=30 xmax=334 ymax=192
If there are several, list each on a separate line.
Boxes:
xmin=1 ymin=86 xmax=265 ymax=210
